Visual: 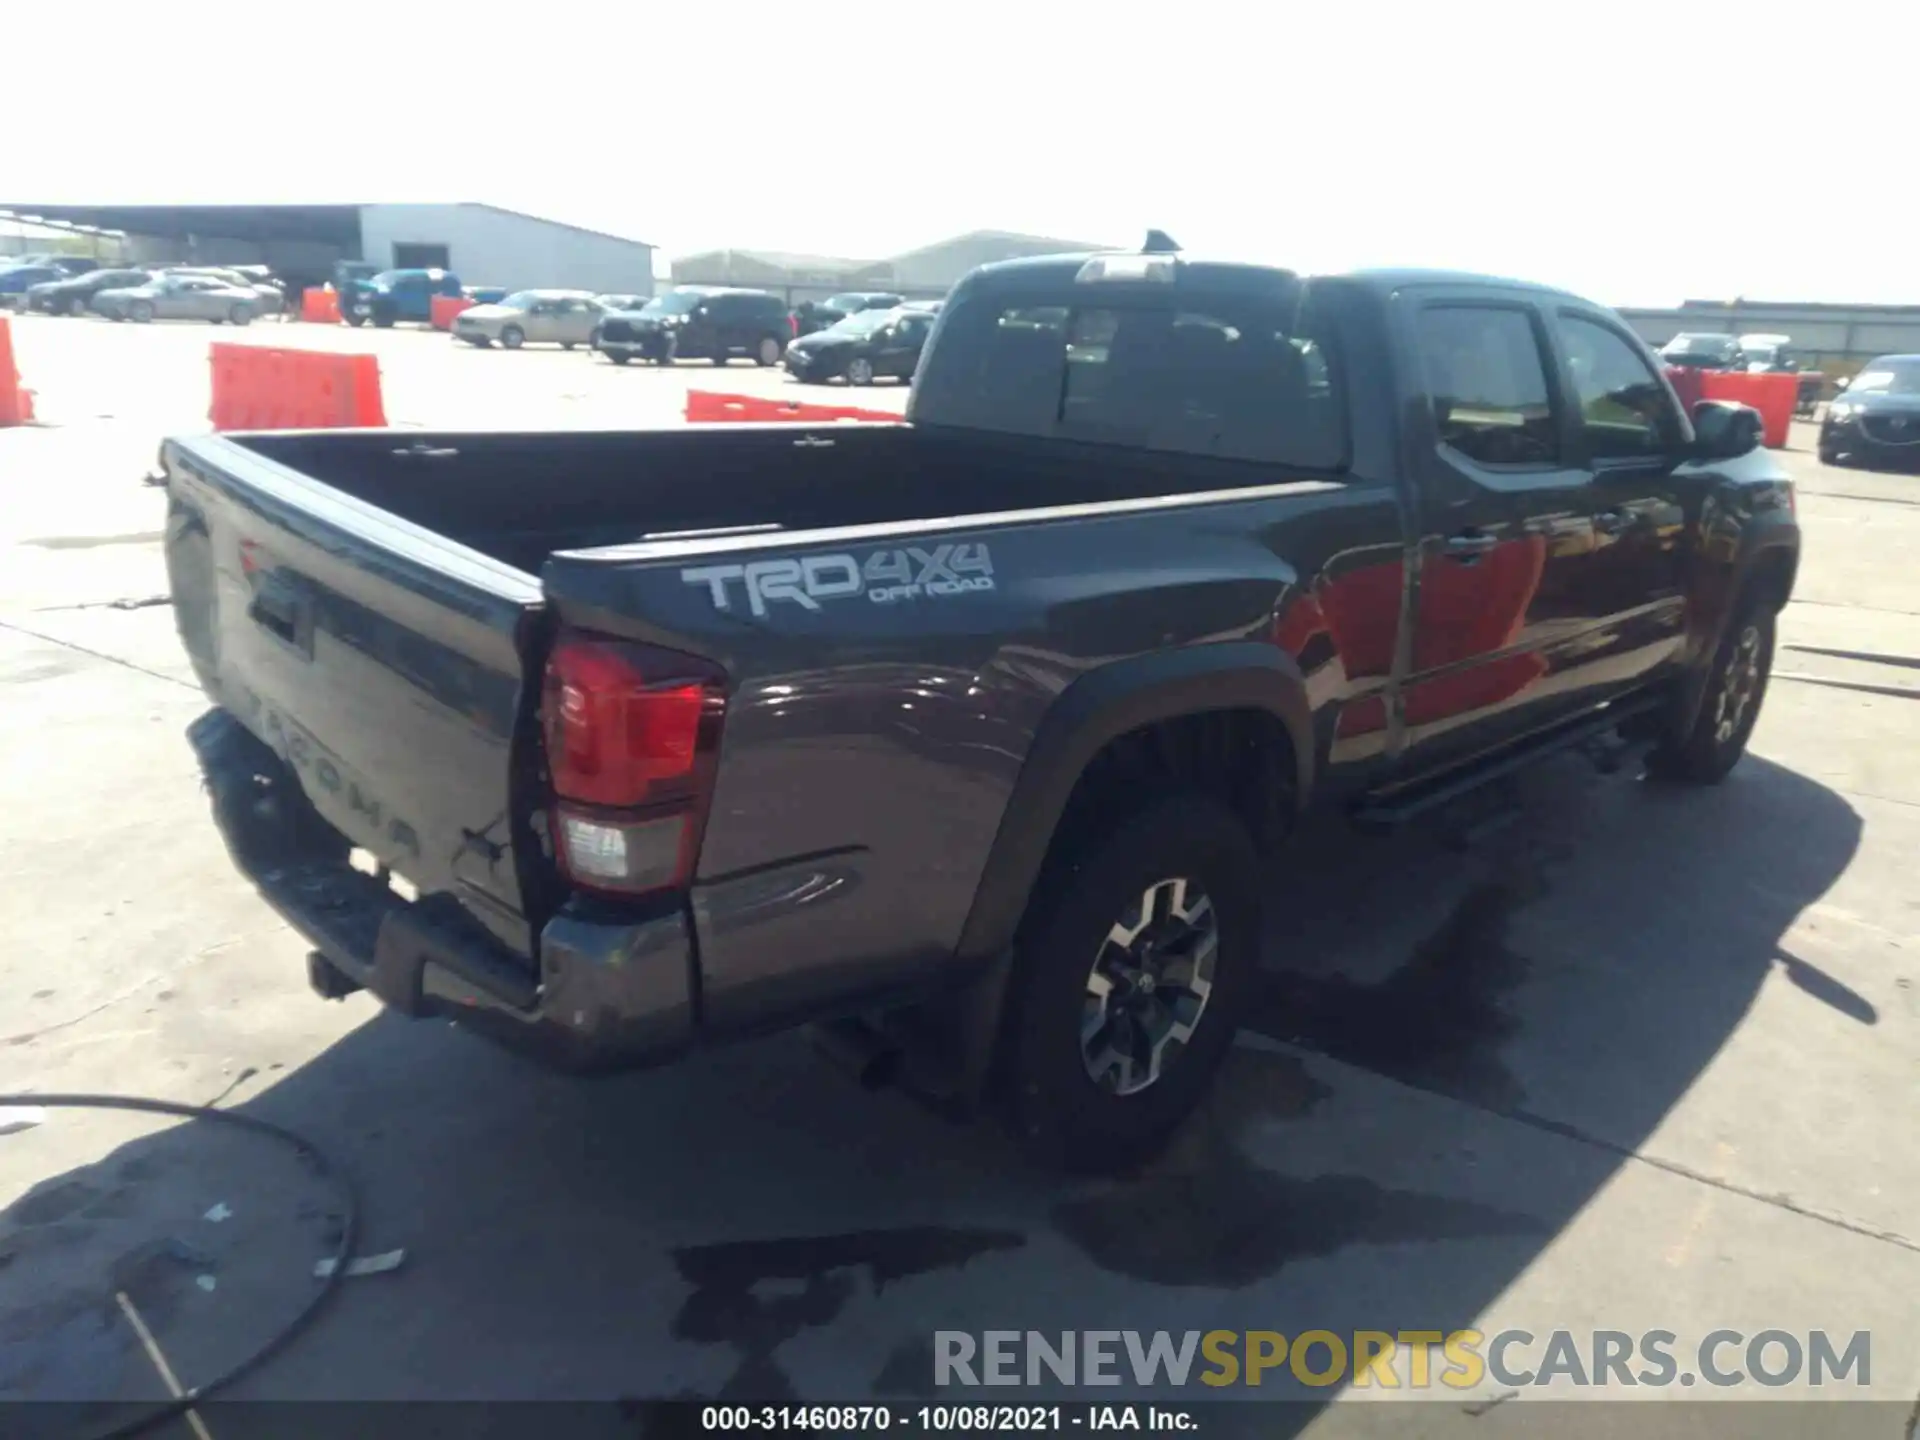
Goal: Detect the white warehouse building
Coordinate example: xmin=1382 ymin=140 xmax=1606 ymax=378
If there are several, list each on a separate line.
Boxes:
xmin=0 ymin=201 xmax=656 ymax=297
xmin=355 ymin=204 xmax=655 ymax=295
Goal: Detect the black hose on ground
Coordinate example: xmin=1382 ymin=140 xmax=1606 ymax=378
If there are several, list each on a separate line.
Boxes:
xmin=0 ymin=1092 xmax=359 ymax=1440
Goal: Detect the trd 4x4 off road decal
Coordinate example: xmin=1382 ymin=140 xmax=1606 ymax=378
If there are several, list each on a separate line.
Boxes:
xmin=682 ymin=543 xmax=995 ymax=616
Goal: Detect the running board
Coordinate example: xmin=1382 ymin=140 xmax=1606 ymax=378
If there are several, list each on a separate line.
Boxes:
xmin=1351 ymin=695 xmax=1663 ymax=833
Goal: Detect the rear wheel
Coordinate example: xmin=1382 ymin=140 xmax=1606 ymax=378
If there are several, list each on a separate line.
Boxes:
xmin=711 ymin=349 xmax=730 ymax=366
xmin=607 ymin=351 xmax=631 ymax=365
xmin=229 ymin=303 xmax=253 ymax=326
xmin=1001 ymin=793 xmax=1260 ymax=1173
xmin=500 ymin=324 xmax=525 ymax=350
xmin=1650 ymin=601 xmax=1775 ymax=784
xmin=130 ymin=300 xmax=154 ymax=323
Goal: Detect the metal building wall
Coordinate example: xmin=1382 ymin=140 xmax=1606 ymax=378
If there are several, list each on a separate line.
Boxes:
xmin=357 ymin=205 xmax=654 ymax=296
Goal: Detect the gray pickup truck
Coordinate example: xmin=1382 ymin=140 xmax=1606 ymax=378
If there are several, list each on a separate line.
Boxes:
xmin=163 ymin=241 xmax=1799 ymax=1171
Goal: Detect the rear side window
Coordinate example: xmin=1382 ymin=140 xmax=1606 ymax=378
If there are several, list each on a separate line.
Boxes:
xmin=1555 ymin=313 xmax=1679 ymax=459
xmin=1416 ymin=305 xmax=1559 ymax=467
xmin=912 ymin=289 xmax=1345 ymax=469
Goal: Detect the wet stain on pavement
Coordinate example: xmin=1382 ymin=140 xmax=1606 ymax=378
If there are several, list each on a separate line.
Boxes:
xmin=1053 ymin=1161 xmax=1547 ymax=1288
xmin=7 ymin=1180 xmax=99 ymax=1228
xmin=1244 ymin=871 xmax=1543 ymax=1112
xmin=872 ymin=1336 xmax=941 ymax=1397
xmin=671 ymin=1226 xmax=1026 ymax=1400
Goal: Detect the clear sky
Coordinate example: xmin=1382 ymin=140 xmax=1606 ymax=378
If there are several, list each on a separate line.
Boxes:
xmin=8 ymin=0 xmax=1910 ymax=306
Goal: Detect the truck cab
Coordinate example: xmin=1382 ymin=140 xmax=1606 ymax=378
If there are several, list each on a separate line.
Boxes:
xmin=344 ymin=267 xmax=462 ymax=328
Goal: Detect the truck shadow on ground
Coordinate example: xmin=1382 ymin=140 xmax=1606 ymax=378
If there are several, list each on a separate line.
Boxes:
xmin=0 ymin=750 xmax=1865 ymax=1432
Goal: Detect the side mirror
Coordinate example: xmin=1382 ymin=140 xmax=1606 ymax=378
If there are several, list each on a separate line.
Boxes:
xmin=1691 ymin=400 xmax=1763 ymax=460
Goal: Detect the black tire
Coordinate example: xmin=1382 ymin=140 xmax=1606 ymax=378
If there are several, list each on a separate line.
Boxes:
xmin=562 ymin=340 xmax=576 ymax=350
xmin=607 ymin=351 xmax=631 ymax=365
xmin=463 ymin=336 xmax=492 ymax=348
xmin=130 ymin=300 xmax=154 ymax=323
xmin=755 ymin=334 xmax=783 ymax=367
xmin=846 ymin=356 xmax=875 ymax=387
xmin=230 ymin=303 xmax=253 ymax=326
xmin=1000 ymin=793 xmax=1261 ymax=1174
xmin=711 ymin=350 xmax=730 ymax=366
xmin=500 ymin=324 xmax=525 ymax=350
xmin=63 ymin=295 xmax=86 ymax=316
xmin=344 ymin=312 xmax=366 ymax=327
xmin=1649 ymin=601 xmax=1775 ymax=785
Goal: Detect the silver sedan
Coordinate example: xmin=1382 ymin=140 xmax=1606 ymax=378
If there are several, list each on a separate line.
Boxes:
xmin=93 ymin=274 xmax=266 ymax=324
xmin=453 ymin=290 xmax=603 ymax=349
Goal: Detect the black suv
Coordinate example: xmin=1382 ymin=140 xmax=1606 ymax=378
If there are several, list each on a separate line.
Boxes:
xmin=596 ymin=287 xmax=790 ymax=366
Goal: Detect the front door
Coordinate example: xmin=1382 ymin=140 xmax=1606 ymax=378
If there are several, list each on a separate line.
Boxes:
xmin=875 ymin=313 xmax=930 ymax=378
xmin=1547 ymin=307 xmax=1691 ymax=694
xmin=522 ymin=300 xmax=562 ymax=344
xmin=1397 ymin=293 xmax=1606 ymax=769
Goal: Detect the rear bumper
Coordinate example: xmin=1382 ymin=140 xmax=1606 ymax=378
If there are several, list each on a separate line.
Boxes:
xmin=190 ymin=709 xmax=695 ymax=1074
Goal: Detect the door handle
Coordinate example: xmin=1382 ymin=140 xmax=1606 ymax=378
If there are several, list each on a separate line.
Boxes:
xmin=1444 ymin=530 xmax=1500 ymax=564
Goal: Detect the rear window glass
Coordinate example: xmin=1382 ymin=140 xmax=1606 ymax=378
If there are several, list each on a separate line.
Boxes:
xmin=912 ymin=287 xmax=1344 ymax=469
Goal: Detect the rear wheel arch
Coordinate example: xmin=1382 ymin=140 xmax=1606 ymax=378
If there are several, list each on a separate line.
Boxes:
xmin=955 ymin=643 xmax=1313 ymax=971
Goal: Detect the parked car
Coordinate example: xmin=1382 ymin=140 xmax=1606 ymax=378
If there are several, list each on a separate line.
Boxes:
xmin=453 ymin=290 xmax=604 ymax=349
xmin=93 ymin=273 xmax=267 ymax=324
xmin=1820 ymin=355 xmax=1920 ymax=469
xmin=3 ymin=253 xmax=97 ymax=277
xmin=24 ymin=267 xmax=153 ymax=315
xmin=162 ymin=240 xmax=1798 ymax=1172
xmin=784 ymin=305 xmax=937 ymax=385
xmin=791 ymin=290 xmax=907 ymax=337
xmin=0 ymin=263 xmax=66 ymax=309
xmin=595 ymin=287 xmax=788 ymax=366
xmin=1659 ymin=332 xmax=1743 ymax=370
xmin=1734 ymin=333 xmax=1826 ymax=415
xmin=345 ymin=268 xmax=463 ymax=327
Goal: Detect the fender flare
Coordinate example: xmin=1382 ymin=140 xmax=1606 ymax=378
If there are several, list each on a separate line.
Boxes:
xmin=955 ymin=641 xmax=1314 ymax=970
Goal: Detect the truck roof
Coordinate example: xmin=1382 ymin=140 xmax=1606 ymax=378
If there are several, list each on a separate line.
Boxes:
xmin=963 ymin=251 xmax=1584 ymax=303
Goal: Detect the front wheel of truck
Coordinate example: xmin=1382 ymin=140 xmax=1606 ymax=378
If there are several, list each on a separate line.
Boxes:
xmin=1649 ymin=601 xmax=1775 ymax=785
xmin=1002 ymin=793 xmax=1260 ymax=1174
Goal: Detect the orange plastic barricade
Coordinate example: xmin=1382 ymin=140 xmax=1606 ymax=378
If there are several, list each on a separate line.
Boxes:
xmin=683 ymin=390 xmax=897 ymax=425
xmin=1664 ymin=366 xmax=1705 ymax=414
xmin=0 ymin=316 xmax=33 ymax=426
xmin=1698 ymin=371 xmax=1796 ymax=449
xmin=208 ymin=344 xmax=387 ymax=431
xmin=429 ymin=294 xmax=475 ymax=330
xmin=299 ymin=288 xmax=342 ymax=324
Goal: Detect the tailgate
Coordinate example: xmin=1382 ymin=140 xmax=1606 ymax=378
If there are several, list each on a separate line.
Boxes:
xmin=164 ymin=434 xmax=546 ymax=955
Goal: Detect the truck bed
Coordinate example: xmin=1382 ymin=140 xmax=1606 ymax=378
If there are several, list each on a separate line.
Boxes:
xmin=238 ymin=423 xmax=1237 ymax=576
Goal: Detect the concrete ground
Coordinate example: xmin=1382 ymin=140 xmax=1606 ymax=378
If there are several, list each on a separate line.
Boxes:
xmin=1 ymin=314 xmax=1915 ymax=1436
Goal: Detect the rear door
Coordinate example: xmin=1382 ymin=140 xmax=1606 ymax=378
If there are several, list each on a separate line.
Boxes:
xmin=165 ymin=436 xmax=546 ymax=955
xmin=1398 ymin=290 xmax=1607 ymax=765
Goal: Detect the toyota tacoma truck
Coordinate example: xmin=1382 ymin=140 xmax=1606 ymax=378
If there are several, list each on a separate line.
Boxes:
xmin=162 ymin=241 xmax=1799 ymax=1171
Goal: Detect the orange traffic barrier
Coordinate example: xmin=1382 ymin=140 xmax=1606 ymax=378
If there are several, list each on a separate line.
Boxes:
xmin=1698 ymin=370 xmax=1796 ymax=449
xmin=1664 ymin=366 xmax=1705 ymax=413
xmin=208 ymin=343 xmax=387 ymax=431
xmin=0 ymin=316 xmax=33 ymax=426
xmin=430 ymin=294 xmax=476 ymax=330
xmin=299 ymin=288 xmax=342 ymax=324
xmin=684 ymin=390 xmax=897 ymax=425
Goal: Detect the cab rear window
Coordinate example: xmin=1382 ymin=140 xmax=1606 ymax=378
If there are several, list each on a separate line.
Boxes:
xmin=911 ymin=287 xmax=1344 ymax=470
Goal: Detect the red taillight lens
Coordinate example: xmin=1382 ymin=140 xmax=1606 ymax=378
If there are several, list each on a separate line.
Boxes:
xmin=542 ymin=632 xmax=726 ymax=897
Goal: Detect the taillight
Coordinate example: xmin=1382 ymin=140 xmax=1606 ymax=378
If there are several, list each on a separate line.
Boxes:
xmin=542 ymin=631 xmax=727 ymax=899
